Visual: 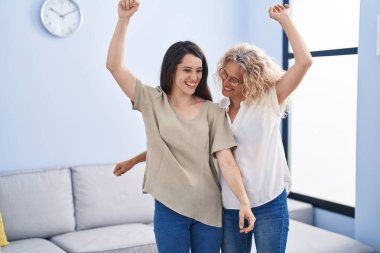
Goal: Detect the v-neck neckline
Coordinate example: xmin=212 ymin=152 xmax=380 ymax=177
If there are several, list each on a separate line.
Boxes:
xmin=228 ymin=104 xmax=243 ymax=126
xmin=223 ymin=98 xmax=245 ymax=127
xmin=166 ymin=95 xmax=207 ymax=123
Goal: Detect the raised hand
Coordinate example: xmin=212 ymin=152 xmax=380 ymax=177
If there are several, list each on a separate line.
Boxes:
xmin=118 ymin=0 xmax=140 ymax=19
xmin=268 ymin=3 xmax=290 ymax=22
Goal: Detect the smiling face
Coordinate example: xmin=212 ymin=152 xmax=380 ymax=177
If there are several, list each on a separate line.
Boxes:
xmin=172 ymin=54 xmax=203 ymax=96
xmin=221 ymin=61 xmax=244 ymax=100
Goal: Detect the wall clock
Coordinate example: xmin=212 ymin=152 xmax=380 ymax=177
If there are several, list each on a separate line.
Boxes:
xmin=40 ymin=0 xmax=83 ymax=37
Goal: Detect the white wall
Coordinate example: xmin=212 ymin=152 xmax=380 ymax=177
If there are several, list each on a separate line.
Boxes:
xmin=0 ymin=0 xmax=248 ymax=171
xmin=355 ymin=0 xmax=380 ymax=250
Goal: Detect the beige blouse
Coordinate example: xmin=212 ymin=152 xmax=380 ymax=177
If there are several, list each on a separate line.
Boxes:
xmin=132 ymin=79 xmax=236 ymax=227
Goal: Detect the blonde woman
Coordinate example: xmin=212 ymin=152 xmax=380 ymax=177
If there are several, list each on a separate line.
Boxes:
xmin=115 ymin=3 xmax=312 ymax=253
xmin=215 ymin=4 xmax=312 ymax=252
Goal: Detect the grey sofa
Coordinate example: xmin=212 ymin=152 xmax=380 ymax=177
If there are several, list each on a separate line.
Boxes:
xmin=0 ymin=164 xmax=156 ymax=253
xmin=0 ymin=163 xmax=377 ymax=253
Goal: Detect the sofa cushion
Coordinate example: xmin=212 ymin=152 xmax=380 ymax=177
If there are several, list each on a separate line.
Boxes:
xmin=1 ymin=238 xmax=66 ymax=253
xmin=0 ymin=168 xmax=75 ymax=241
xmin=51 ymin=223 xmax=157 ymax=253
xmin=251 ymin=219 xmax=377 ymax=253
xmin=287 ymin=198 xmax=313 ymax=225
xmin=0 ymin=212 xmax=9 ymax=247
xmin=71 ymin=163 xmax=154 ymax=230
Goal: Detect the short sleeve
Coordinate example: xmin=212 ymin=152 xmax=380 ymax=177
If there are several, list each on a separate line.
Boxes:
xmin=132 ymin=79 xmax=162 ymax=112
xmin=269 ymin=86 xmax=287 ymax=117
xmin=210 ymin=107 xmax=237 ymax=157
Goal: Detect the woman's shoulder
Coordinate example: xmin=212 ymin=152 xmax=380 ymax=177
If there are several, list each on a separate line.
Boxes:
xmin=205 ymin=100 xmax=221 ymax=109
xmin=205 ymin=100 xmax=227 ymax=119
xmin=137 ymin=79 xmax=164 ymax=98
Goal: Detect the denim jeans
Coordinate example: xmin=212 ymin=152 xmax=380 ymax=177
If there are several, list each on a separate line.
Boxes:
xmin=222 ymin=190 xmax=289 ymax=253
xmin=153 ymin=200 xmax=223 ymax=253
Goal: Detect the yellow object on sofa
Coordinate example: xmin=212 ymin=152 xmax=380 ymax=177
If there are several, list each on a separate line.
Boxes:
xmin=0 ymin=212 xmax=9 ymax=246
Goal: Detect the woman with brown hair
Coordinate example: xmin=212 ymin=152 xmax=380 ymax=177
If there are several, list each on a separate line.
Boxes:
xmin=106 ymin=1 xmax=255 ymax=252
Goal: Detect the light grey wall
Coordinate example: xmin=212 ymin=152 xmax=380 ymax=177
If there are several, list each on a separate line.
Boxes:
xmin=245 ymin=0 xmax=282 ymax=65
xmin=0 ymin=0 xmax=248 ymax=171
xmin=355 ymin=0 xmax=380 ymax=250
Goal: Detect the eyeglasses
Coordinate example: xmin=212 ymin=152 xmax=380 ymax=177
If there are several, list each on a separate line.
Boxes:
xmin=219 ymin=68 xmax=244 ymax=87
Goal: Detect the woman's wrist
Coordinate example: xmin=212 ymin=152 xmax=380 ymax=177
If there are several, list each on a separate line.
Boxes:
xmin=240 ymin=197 xmax=251 ymax=207
xmin=118 ymin=16 xmax=131 ymax=24
xmin=278 ymin=15 xmax=291 ymax=26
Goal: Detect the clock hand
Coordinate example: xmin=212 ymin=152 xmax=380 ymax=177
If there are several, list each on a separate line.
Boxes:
xmin=62 ymin=9 xmax=76 ymax=17
xmin=49 ymin=7 xmax=64 ymax=18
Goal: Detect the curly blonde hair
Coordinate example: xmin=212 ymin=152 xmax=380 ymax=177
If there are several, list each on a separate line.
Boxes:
xmin=215 ymin=43 xmax=286 ymax=109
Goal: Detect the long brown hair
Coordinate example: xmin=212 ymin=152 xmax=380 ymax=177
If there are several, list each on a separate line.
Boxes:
xmin=160 ymin=41 xmax=212 ymax=101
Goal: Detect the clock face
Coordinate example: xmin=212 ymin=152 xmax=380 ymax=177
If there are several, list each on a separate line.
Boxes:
xmin=40 ymin=0 xmax=82 ymax=37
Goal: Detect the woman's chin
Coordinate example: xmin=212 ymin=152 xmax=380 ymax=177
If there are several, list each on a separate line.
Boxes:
xmin=222 ymin=91 xmax=232 ymax=97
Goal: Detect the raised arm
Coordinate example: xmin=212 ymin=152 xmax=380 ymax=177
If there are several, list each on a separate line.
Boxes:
xmin=114 ymin=150 xmax=147 ymax=176
xmin=269 ymin=4 xmax=313 ymax=104
xmin=106 ymin=0 xmax=140 ymax=101
xmin=215 ymin=149 xmax=256 ymax=233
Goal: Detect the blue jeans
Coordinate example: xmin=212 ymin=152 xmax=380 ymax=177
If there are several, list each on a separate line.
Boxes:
xmin=154 ymin=200 xmax=223 ymax=253
xmin=222 ymin=190 xmax=289 ymax=253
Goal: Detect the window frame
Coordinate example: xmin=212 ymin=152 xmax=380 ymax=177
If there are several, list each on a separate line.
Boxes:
xmin=282 ymin=0 xmax=357 ymax=218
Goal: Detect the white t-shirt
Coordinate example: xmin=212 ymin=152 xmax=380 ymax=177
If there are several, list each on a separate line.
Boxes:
xmin=218 ymin=86 xmax=291 ymax=209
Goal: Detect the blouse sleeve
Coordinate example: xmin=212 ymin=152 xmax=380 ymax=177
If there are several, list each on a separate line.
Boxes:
xmin=210 ymin=106 xmax=237 ymax=157
xmin=269 ymin=86 xmax=287 ymax=117
xmin=132 ymin=79 xmax=162 ymax=112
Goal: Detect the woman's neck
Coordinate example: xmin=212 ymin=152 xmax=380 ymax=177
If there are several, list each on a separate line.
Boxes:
xmin=168 ymin=88 xmax=196 ymax=107
xmin=229 ymin=94 xmax=244 ymax=109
